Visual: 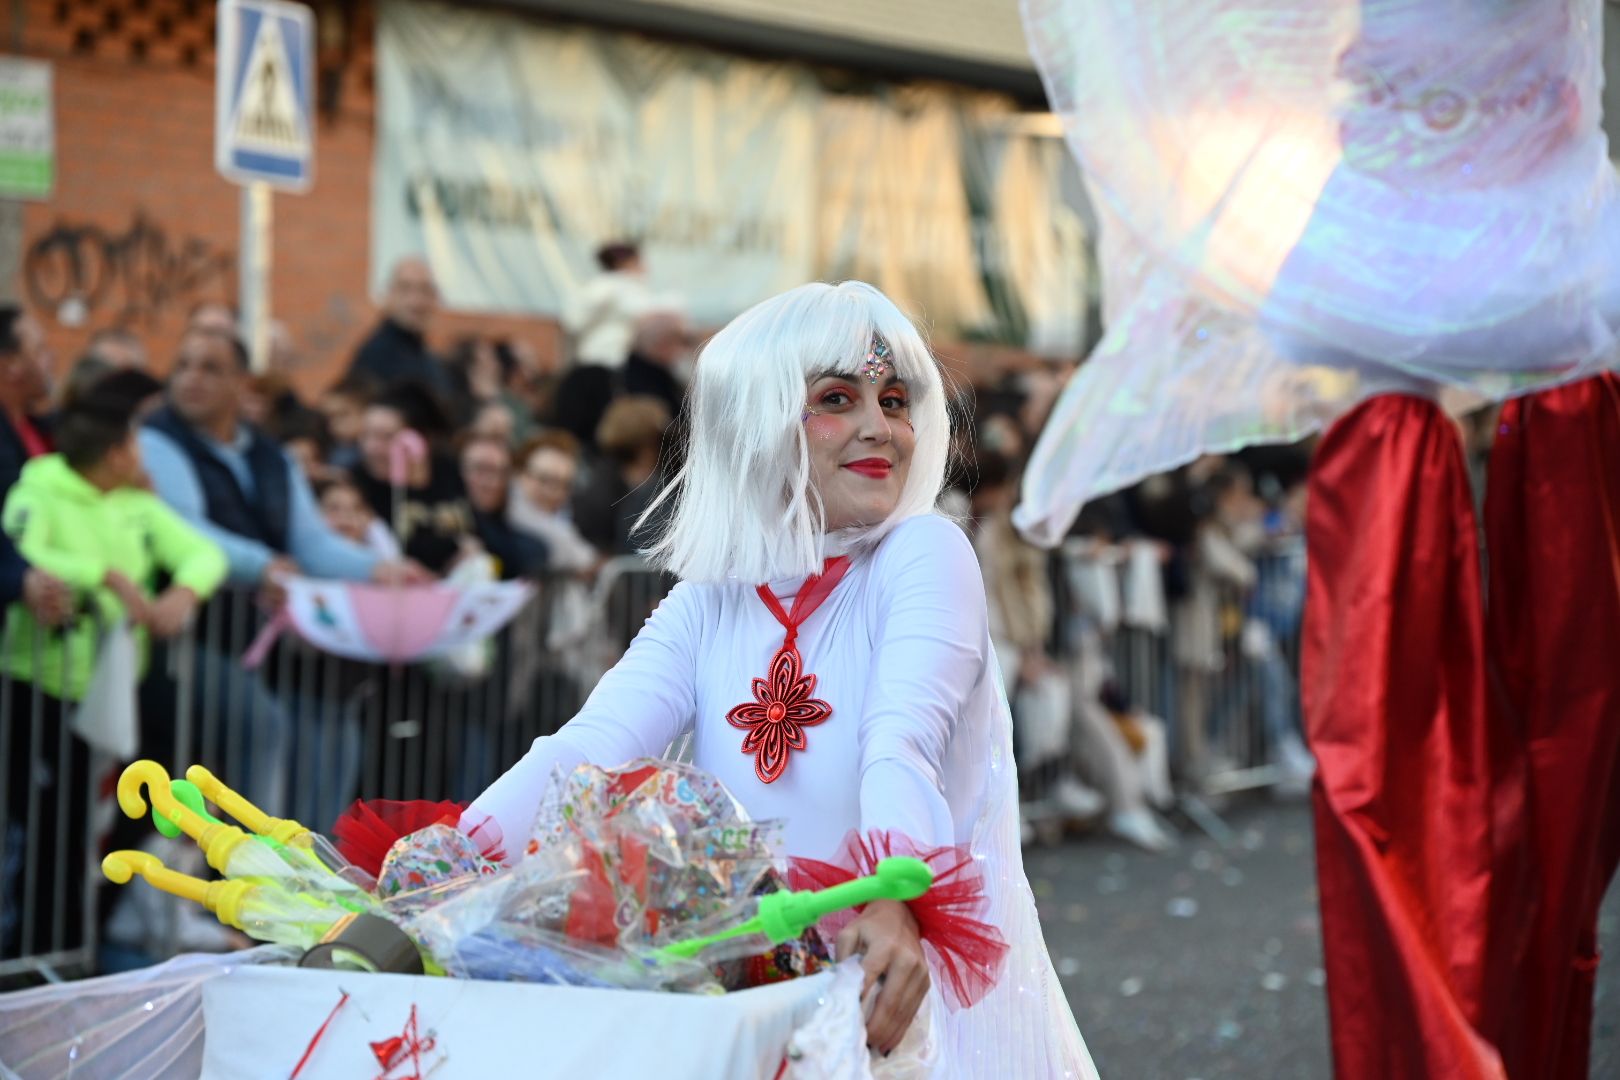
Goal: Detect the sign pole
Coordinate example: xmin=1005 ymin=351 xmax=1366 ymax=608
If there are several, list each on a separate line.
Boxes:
xmin=239 ymin=180 xmax=272 ymax=373
xmin=216 ymin=0 xmax=312 ymax=372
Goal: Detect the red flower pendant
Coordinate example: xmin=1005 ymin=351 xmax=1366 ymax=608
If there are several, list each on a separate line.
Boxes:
xmin=726 ymin=644 xmax=833 ymax=783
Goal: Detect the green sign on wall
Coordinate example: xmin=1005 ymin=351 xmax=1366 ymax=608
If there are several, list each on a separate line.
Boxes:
xmin=0 ymin=59 xmax=53 ymax=200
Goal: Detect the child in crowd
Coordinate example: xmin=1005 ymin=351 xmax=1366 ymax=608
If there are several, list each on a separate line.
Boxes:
xmin=1 ymin=369 xmax=227 ymax=959
xmin=317 ymin=477 xmax=400 ymax=560
xmin=315 ymin=374 xmax=376 ymax=470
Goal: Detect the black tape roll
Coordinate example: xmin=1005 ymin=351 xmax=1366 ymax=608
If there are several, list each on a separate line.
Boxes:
xmin=299 ymin=913 xmax=425 ymax=975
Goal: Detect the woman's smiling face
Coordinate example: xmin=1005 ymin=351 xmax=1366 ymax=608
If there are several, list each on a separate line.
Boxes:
xmin=803 ymin=366 xmax=915 ymax=533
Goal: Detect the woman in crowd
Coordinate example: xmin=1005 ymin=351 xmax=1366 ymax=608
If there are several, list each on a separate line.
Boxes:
xmin=459 ymin=434 xmax=547 ymax=579
xmin=571 ymin=395 xmax=673 ymax=556
xmin=508 ymin=430 xmax=600 ymax=575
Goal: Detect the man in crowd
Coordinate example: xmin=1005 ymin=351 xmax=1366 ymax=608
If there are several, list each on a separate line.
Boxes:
xmin=138 ymin=328 xmax=422 ymax=818
xmin=141 ymin=328 xmax=417 ymax=594
xmin=317 ymin=372 xmax=377 ymax=470
xmin=0 ymin=305 xmax=55 ymax=497
xmin=0 ymin=307 xmax=93 ymax=636
xmin=348 ymin=256 xmax=453 ymax=395
xmin=350 ymin=385 xmax=476 ymax=574
xmin=552 ymin=244 xmax=674 ymax=452
xmin=510 ymin=431 xmax=599 ymax=574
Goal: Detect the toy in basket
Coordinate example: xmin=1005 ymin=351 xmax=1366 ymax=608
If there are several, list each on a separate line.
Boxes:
xmin=103 ymin=758 xmax=934 ymax=994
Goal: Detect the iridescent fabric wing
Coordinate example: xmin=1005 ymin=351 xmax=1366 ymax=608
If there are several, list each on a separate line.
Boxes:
xmin=1016 ymin=0 xmax=1620 ymax=544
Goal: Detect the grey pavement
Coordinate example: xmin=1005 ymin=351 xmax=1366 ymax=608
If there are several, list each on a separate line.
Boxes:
xmin=1033 ymin=799 xmax=1619 ymax=1080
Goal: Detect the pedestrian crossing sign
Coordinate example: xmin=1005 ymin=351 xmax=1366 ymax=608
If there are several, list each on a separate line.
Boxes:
xmin=215 ymin=0 xmax=314 ymax=192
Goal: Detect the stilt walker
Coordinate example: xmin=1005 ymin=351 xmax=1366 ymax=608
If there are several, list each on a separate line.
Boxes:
xmin=1014 ymin=1 xmax=1620 ymax=1075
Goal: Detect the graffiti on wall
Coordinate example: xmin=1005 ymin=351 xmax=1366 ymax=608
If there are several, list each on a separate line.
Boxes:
xmin=23 ymin=212 xmax=236 ymax=328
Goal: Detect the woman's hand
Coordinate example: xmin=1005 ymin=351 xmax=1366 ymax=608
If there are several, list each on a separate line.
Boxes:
xmin=834 ymin=898 xmax=931 ymax=1056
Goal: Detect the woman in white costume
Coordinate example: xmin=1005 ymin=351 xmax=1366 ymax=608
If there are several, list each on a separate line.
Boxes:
xmin=470 ymin=281 xmax=1098 ymax=1078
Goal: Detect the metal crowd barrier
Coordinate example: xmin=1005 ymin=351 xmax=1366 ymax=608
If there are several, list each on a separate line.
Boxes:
xmin=1058 ymin=537 xmax=1308 ymax=810
xmin=0 ymin=558 xmax=676 ymax=985
xmin=0 ymin=622 xmax=105 ymax=986
xmin=2 ymin=536 xmax=1305 ymax=981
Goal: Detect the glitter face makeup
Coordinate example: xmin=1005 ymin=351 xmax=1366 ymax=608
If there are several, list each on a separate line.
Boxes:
xmin=861 ymin=335 xmax=894 ymax=384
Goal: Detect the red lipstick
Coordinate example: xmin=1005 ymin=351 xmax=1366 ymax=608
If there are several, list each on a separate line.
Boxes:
xmin=843 ymin=459 xmax=892 ymax=479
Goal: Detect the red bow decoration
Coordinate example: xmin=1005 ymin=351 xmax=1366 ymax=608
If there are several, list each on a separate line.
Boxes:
xmin=726 ymin=646 xmax=833 ymax=783
xmin=369 ymin=1004 xmax=437 ymax=1079
xmin=788 ymin=829 xmax=1009 ymax=1010
xmin=332 ymin=799 xmax=507 ymax=881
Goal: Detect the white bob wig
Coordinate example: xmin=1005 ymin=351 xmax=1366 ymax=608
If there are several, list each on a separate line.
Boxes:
xmin=638 ymin=281 xmax=952 ymax=584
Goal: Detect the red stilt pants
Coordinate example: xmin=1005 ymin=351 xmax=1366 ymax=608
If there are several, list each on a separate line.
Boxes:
xmin=1303 ymin=393 xmax=1529 ymax=1080
xmin=1487 ymin=373 xmax=1620 ymax=1080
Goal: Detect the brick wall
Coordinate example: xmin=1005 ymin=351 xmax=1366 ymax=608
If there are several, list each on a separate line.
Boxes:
xmin=12 ymin=0 xmax=560 ymax=398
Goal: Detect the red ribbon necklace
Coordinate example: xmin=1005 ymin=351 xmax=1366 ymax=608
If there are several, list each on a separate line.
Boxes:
xmin=726 ymin=555 xmax=853 ymax=784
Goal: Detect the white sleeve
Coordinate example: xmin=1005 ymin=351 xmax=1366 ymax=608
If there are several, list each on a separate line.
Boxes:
xmin=857 ymin=516 xmax=986 ymax=849
xmin=466 ymin=580 xmax=703 ymax=849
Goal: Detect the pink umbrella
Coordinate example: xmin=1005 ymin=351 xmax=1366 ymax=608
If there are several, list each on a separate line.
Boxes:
xmin=244 ymin=578 xmax=533 ymax=668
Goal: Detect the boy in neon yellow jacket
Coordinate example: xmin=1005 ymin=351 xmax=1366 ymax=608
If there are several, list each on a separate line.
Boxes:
xmin=1 ymin=372 xmax=227 ymax=700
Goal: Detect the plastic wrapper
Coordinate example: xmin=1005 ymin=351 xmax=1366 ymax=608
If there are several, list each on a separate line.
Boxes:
xmin=106 ymin=760 xmax=832 ymax=993
xmin=374 ymin=823 xmax=504 ymax=920
xmin=400 ymin=760 xmax=814 ymax=991
xmin=230 ymin=886 xmax=356 ymax=950
xmin=0 ymin=946 xmax=296 ymax=1080
xmin=528 ymin=759 xmax=785 ymax=945
xmin=407 ymin=845 xmax=718 ymax=992
xmin=294 ymin=830 xmax=382 ymax=895
xmin=333 ymin=799 xmax=508 ymax=882
xmin=170 ymin=826 xmax=375 ymax=915
xmin=665 ymin=872 xmax=834 ymax=991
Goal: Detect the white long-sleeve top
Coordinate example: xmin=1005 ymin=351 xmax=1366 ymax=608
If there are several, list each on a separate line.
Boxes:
xmin=471 ymin=514 xmax=973 ymax=860
xmin=469 ymin=513 xmax=1098 ymax=1078
xmin=561 ymin=271 xmax=664 ymax=369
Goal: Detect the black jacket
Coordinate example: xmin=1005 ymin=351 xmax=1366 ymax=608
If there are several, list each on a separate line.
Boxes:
xmin=0 ymin=410 xmax=49 ymax=504
xmin=350 ymin=456 xmax=473 ymax=574
xmin=145 ymin=406 xmax=293 ymax=552
xmin=349 ymin=319 xmax=453 ymax=395
xmin=472 ymin=508 xmax=549 ymax=580
xmin=622 ymin=353 xmax=685 ymax=421
xmin=0 ymin=529 xmax=29 ymax=608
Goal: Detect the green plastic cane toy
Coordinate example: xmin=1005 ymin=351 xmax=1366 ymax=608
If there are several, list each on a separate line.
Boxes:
xmin=153 ymin=779 xmax=288 ymax=849
xmin=657 ymin=856 xmax=934 ymax=961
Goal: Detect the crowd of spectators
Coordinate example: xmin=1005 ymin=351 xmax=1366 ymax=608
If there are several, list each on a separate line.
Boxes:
xmin=0 ymin=243 xmax=694 ymax=970
xmin=0 ymin=243 xmax=1320 ymax=975
xmin=948 ymin=367 xmax=1316 ymax=851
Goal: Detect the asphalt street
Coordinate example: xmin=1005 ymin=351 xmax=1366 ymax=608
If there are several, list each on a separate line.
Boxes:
xmin=1032 ymin=798 xmax=1619 ymax=1080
